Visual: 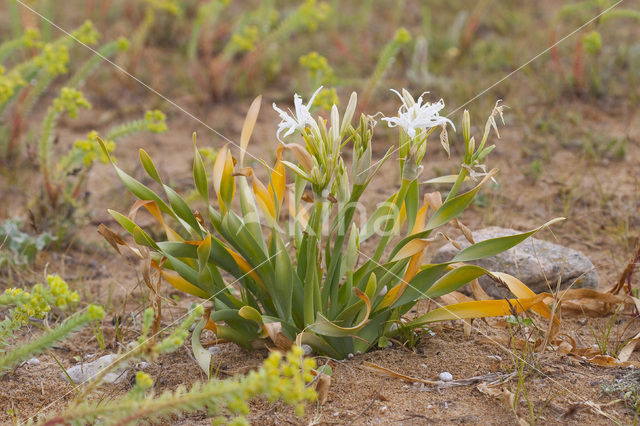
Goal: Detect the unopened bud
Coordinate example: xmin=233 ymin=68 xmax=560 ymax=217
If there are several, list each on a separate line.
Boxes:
xmin=462 ymin=110 xmax=471 ymax=143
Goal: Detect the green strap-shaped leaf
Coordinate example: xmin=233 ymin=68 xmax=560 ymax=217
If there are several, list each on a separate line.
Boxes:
xmin=139 ymin=148 xmax=163 ymax=184
xmin=237 ymin=175 xmax=266 ymax=252
xmin=164 ymin=185 xmax=202 ymax=235
xmin=238 ymin=305 xmax=266 ymax=334
xmin=359 ymin=192 xmax=397 ymax=242
xmin=422 ymin=265 xmax=487 ymax=298
xmin=308 ymin=289 xmax=371 ymax=337
xmin=450 ymin=218 xmax=565 ymax=263
xmin=298 ymin=333 xmax=341 ymax=359
xmin=271 ymin=235 xmax=294 ymax=322
xmin=108 ymin=210 xmax=160 ymax=250
xmin=389 ymin=171 xmax=497 ymax=260
xmin=391 ymin=264 xmax=448 ymax=308
xmin=192 ymin=134 xmax=209 ymax=201
xmin=404 ymin=179 xmax=419 ymax=232
xmin=191 ymin=318 xmax=211 ymax=377
xmin=98 ymin=137 xmax=172 ymax=215
xmin=425 ymin=170 xmax=496 ymax=231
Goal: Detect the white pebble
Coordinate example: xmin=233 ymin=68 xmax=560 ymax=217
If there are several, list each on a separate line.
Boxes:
xmin=333 ymin=412 xmax=340 ymax=417
xmin=26 ymin=358 xmax=41 ymax=366
xmin=380 ymin=406 xmax=388 ymax=413
xmin=439 ymin=371 xmax=453 ymax=382
xmin=301 ymin=344 xmax=312 ymax=356
xmin=347 ymin=353 xmax=354 ymax=359
xmin=208 ymin=346 xmax=222 ymax=355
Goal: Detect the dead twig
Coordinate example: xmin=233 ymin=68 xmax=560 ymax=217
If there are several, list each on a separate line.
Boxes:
xmin=349 ymin=387 xmax=382 ymax=424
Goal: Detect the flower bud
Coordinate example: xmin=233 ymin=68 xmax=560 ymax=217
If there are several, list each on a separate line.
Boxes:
xmin=462 ymin=109 xmax=471 ymax=143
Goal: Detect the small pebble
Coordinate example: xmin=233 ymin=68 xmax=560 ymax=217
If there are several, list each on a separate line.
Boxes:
xmin=347 ymin=353 xmax=354 ymax=359
xmin=439 ymin=372 xmax=453 ymax=382
xmin=301 ymin=344 xmax=312 ymax=356
xmin=208 ymin=346 xmax=223 ymax=355
xmin=333 ymin=412 xmax=340 ymax=417
xmin=380 ymin=406 xmax=388 ymax=414
xmin=26 ymin=358 xmax=41 ymax=366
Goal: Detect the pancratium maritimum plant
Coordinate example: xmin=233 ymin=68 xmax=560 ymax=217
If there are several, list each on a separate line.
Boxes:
xmin=101 ymin=89 xmax=562 ymax=363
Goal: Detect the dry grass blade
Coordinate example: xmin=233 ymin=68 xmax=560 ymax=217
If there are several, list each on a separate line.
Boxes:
xmin=363 ymin=361 xmax=515 ymax=388
xmin=477 ymin=383 xmax=529 ymax=426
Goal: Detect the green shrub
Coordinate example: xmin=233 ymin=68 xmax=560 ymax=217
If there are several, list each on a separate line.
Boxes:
xmin=0 ymin=218 xmax=55 ymax=269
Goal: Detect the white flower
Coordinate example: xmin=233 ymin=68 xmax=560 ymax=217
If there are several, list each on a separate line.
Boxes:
xmin=382 ymin=89 xmax=455 ymax=139
xmin=272 ymin=86 xmax=323 ymax=142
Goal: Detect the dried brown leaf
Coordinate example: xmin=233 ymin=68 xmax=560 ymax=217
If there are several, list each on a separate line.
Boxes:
xmin=315 ymin=374 xmax=331 ymax=405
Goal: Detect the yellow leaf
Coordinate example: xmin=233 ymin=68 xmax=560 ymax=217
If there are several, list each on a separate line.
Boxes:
xmin=409 ymin=294 xmax=550 ymax=327
xmin=403 ymin=250 xmax=424 ymax=283
xmin=129 ymin=200 xmax=183 ymax=242
xmin=269 ymin=146 xmax=286 ymax=216
xmin=213 ymin=145 xmax=235 ymax=212
xmin=286 ymin=143 xmax=314 ymax=172
xmin=224 ymin=246 xmax=266 ymax=291
xmin=410 ymin=194 xmax=429 ymax=235
xmin=239 ymin=95 xmax=262 ymax=167
xmin=390 ymin=238 xmax=432 ymax=262
xmin=238 ymin=305 xmax=267 ymax=336
xmin=253 ymin=175 xmax=276 ymax=221
xmin=159 ymin=268 xmax=210 ymax=299
xmin=490 ymin=272 xmax=557 ymax=323
xmin=392 ymin=202 xmax=407 ymax=234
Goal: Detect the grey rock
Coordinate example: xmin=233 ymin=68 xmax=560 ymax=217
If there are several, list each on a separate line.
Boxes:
xmin=63 ymin=354 xmax=129 ymax=384
xmin=431 ymin=227 xmax=599 ymax=298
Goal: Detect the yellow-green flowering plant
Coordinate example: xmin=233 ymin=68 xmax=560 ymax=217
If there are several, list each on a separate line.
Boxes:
xmin=41 ymin=339 xmax=315 ymax=425
xmin=553 ymin=2 xmax=640 ymax=96
xmin=102 ymin=88 xmax=562 ymax=361
xmin=36 ymin=98 xmax=168 ymax=234
xmin=0 ymin=21 xmax=103 ymax=159
xmin=195 ymin=0 xmax=331 ymax=99
xmin=0 ymin=275 xmax=81 ymax=349
xmin=299 ymin=52 xmax=339 ymax=111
